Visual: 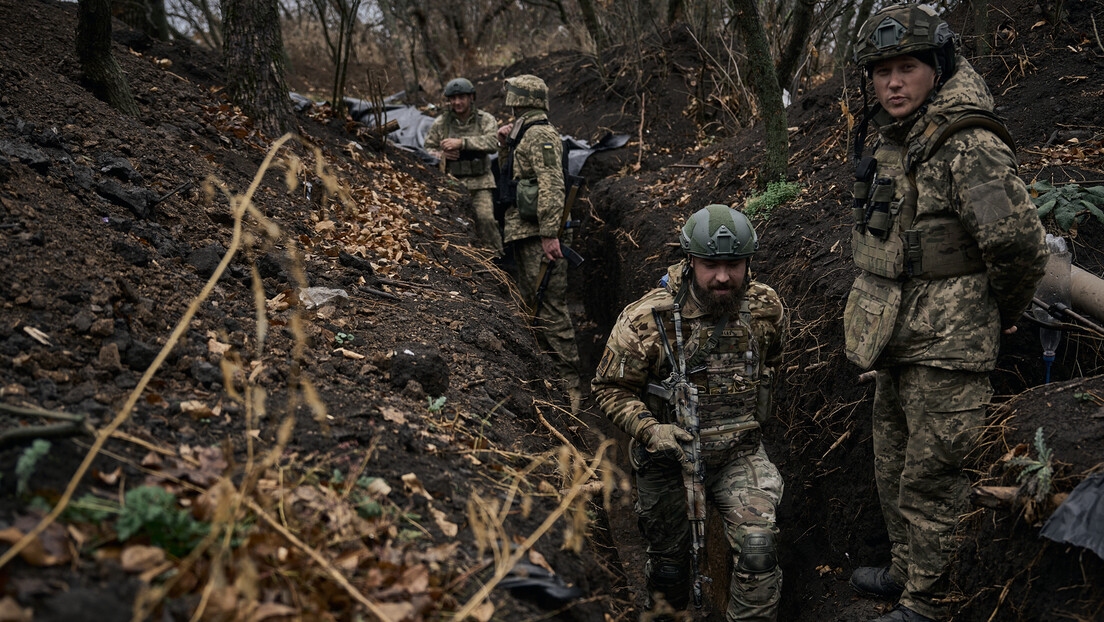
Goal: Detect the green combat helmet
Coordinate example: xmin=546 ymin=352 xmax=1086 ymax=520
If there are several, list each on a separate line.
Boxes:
xmin=443 ymin=77 xmax=475 ymax=97
xmin=853 ymin=4 xmax=956 ymax=81
xmin=504 ymin=74 xmax=549 ymax=110
xmin=679 ymin=204 xmax=758 ymax=260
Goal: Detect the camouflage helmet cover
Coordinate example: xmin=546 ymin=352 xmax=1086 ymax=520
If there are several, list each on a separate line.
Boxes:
xmin=853 ymin=4 xmax=955 ymax=70
xmin=444 ymin=77 xmax=475 ymax=97
xmin=504 ymin=74 xmax=549 ymax=110
xmin=679 ymin=204 xmax=758 ymax=260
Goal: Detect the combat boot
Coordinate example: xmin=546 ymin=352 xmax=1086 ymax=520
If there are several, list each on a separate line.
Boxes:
xmin=850 ymin=566 xmax=904 ymax=600
xmin=870 ymin=604 xmax=936 ymax=622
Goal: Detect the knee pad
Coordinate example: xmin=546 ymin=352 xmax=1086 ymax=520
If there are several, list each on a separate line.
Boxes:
xmin=646 ymin=558 xmax=690 ymax=610
xmin=736 ymin=530 xmax=777 ymax=573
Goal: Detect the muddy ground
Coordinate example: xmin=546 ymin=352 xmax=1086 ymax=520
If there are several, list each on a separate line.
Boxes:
xmin=1 ymin=0 xmax=1103 ymax=620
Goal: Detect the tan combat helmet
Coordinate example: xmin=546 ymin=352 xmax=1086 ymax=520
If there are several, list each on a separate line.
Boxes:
xmin=503 ymin=75 xmax=549 ymax=110
xmin=853 ymin=3 xmax=956 ymax=82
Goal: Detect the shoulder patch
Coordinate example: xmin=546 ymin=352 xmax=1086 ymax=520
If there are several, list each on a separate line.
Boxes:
xmin=542 ymin=143 xmax=557 ymax=167
xmin=597 ymin=346 xmax=616 ymax=377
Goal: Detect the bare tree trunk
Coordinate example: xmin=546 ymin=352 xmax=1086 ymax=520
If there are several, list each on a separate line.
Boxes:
xmin=77 ymin=0 xmax=140 ymax=116
xmin=221 ymin=0 xmax=294 ymax=135
xmin=310 ymin=0 xmax=363 ymax=118
xmin=112 ymin=0 xmax=170 ymax=39
xmin=576 ymin=0 xmax=608 ymax=51
xmin=377 ymin=0 xmax=421 ymax=103
xmin=666 ymin=0 xmax=684 ymax=25
xmin=845 ymin=0 xmax=876 ymax=63
xmin=775 ymin=0 xmax=814 ymax=88
xmin=729 ymin=0 xmax=787 ymax=185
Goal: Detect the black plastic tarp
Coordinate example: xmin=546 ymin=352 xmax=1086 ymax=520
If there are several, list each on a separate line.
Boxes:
xmin=1040 ymin=470 xmax=1104 ymax=560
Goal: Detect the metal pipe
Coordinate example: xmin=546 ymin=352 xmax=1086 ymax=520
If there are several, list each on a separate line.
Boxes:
xmin=1071 ymin=265 xmax=1104 ymax=326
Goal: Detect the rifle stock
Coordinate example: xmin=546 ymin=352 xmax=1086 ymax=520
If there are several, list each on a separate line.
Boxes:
xmin=532 ymin=175 xmax=585 ymax=318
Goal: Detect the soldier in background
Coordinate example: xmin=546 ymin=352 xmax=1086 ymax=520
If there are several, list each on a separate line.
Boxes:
xmin=843 ymin=5 xmax=1047 ymax=622
xmin=593 ymin=205 xmax=787 ymax=621
xmin=496 ymin=74 xmax=583 ymax=407
xmin=424 ymin=77 xmax=503 ymax=259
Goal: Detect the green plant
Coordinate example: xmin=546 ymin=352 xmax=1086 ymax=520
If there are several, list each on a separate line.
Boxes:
xmin=334 ymin=332 xmax=354 ymax=345
xmin=1008 ymin=426 xmax=1054 ymax=503
xmin=63 ymin=494 xmax=121 ymax=523
xmin=115 ymin=486 xmax=209 ymax=557
xmin=427 ymin=396 xmax=447 ymax=412
xmin=15 ymin=440 xmax=52 ymax=497
xmin=1029 ymin=181 xmax=1104 ymax=231
xmin=745 ymin=180 xmax=801 ymax=218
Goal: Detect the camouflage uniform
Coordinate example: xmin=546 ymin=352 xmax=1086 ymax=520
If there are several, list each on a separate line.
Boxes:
xmin=593 ymin=259 xmax=787 ymax=621
xmin=844 ymin=57 xmax=1047 ymax=620
xmin=500 ymin=97 xmax=581 ymax=387
xmin=424 ymin=107 xmax=503 ymax=257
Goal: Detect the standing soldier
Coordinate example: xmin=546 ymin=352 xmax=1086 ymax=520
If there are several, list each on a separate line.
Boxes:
xmin=593 ymin=205 xmax=787 ymax=621
xmin=424 ymin=77 xmax=503 ymax=259
xmin=497 ymin=74 xmax=582 ymax=406
xmin=844 ymin=5 xmax=1047 ymax=622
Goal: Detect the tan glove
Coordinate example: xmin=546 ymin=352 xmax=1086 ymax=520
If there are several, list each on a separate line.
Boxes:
xmin=639 ymin=421 xmax=693 ymax=461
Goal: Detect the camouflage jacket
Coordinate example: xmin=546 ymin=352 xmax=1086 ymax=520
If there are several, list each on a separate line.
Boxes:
xmin=499 ymin=109 xmax=565 ymax=243
xmin=852 ymin=58 xmax=1046 ymax=371
xmin=424 ymin=108 xmax=498 ymax=191
xmin=592 ymin=260 xmax=787 ymax=441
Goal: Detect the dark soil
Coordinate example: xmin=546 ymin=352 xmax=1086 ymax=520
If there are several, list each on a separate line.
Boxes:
xmin=2 ymin=0 xmax=1103 ymax=620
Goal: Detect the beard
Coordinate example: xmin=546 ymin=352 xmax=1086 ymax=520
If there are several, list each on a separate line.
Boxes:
xmin=692 ymin=278 xmax=746 ymax=317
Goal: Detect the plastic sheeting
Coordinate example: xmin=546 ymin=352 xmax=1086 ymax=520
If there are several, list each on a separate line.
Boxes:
xmin=1040 ymin=470 xmax=1104 ymax=560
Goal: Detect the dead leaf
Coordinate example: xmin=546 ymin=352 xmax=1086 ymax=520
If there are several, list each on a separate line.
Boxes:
xmin=375 ymin=602 xmax=414 ymax=621
xmin=379 ymin=406 xmax=407 ymax=424
xmin=22 ymin=326 xmax=52 ymax=346
xmin=0 ymin=596 xmax=32 ymax=622
xmin=363 ymin=478 xmax=392 ymax=499
xmin=528 ymin=549 xmax=554 ymax=575
xmin=430 ymin=506 xmax=458 ymax=537
xmin=94 ymin=467 xmax=122 ymax=485
xmin=121 ymin=545 xmax=166 ymax=573
xmin=335 ymin=347 xmax=365 ymax=360
xmin=469 ymin=601 xmax=494 ymax=622
xmin=180 ymin=400 xmax=214 ymax=419
xmin=1032 ymin=19 xmax=1047 ymax=29
xmin=315 ymin=220 xmax=336 ymax=232
xmin=402 ymin=473 xmax=432 ymax=500
xmin=0 ymin=523 xmax=71 ymax=566
xmin=207 ymin=338 xmax=231 ymax=355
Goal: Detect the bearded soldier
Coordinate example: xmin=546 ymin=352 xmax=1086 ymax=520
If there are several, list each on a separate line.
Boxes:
xmin=844 ymin=5 xmax=1047 ymax=622
xmin=424 ymin=77 xmax=503 ymax=258
xmin=593 ymin=205 xmax=787 ymax=621
xmin=497 ymin=74 xmax=583 ymax=406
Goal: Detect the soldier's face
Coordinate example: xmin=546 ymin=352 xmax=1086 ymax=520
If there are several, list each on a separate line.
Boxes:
xmin=447 ymin=94 xmax=473 ymax=117
xmin=690 ymin=257 xmax=747 ymax=315
xmin=872 ymin=55 xmax=936 ymax=119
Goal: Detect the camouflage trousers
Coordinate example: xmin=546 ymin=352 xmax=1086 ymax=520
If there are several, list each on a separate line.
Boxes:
xmin=470 ymin=188 xmax=503 ymax=258
xmin=514 ymin=235 xmax=581 ymax=388
xmin=873 ymin=365 xmax=991 ymax=621
xmin=633 ymin=442 xmax=783 ymax=622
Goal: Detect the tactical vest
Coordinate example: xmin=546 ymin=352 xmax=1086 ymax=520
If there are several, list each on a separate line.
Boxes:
xmin=442 ymin=111 xmax=490 ymax=178
xmin=646 ymin=299 xmax=772 ymax=466
xmin=852 ymin=110 xmax=1015 ymax=280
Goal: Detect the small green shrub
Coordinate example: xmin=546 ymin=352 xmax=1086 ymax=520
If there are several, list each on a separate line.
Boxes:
xmin=745 ymin=180 xmax=802 ymax=218
xmin=15 ymin=440 xmax=52 ymax=497
xmin=1008 ymin=426 xmax=1054 ymax=503
xmin=427 ymin=396 xmax=447 ymax=412
xmin=116 ymin=486 xmax=209 ymax=556
xmin=1029 ymin=181 xmax=1104 ymax=231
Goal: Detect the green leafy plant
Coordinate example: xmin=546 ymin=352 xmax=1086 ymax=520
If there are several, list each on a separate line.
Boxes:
xmin=1028 ymin=181 xmax=1104 ymax=231
xmin=63 ymin=494 xmax=121 ymax=523
xmin=115 ymin=486 xmax=209 ymax=557
xmin=15 ymin=440 xmax=52 ymax=497
xmin=427 ymin=396 xmax=447 ymax=412
xmin=1008 ymin=426 xmax=1054 ymax=503
xmin=745 ymin=180 xmax=802 ymax=218
xmin=334 ymin=332 xmax=355 ymax=345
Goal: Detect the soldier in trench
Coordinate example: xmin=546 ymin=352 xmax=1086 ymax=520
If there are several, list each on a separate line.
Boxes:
xmin=424 ymin=77 xmax=504 ymax=259
xmin=593 ymin=205 xmax=787 ymax=621
xmin=843 ymin=5 xmax=1047 ymax=622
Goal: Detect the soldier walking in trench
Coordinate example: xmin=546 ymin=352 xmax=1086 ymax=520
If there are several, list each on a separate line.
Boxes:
xmin=844 ymin=5 xmax=1047 ymax=621
xmin=593 ymin=205 xmax=787 ymax=621
xmin=496 ymin=74 xmax=584 ymax=409
xmin=424 ymin=77 xmax=504 ymax=259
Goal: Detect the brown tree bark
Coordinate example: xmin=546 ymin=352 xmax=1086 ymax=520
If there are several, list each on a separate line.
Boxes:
xmin=76 ymin=0 xmax=140 ymax=116
xmin=775 ymin=0 xmax=815 ymax=89
xmin=729 ymin=0 xmax=788 ymax=185
xmin=971 ymin=0 xmax=991 ymax=56
xmin=377 ymin=0 xmax=422 ymax=103
xmin=576 ymin=0 xmax=608 ymax=51
xmin=112 ymin=0 xmax=170 ymax=40
xmin=220 ymin=0 xmax=294 ymax=135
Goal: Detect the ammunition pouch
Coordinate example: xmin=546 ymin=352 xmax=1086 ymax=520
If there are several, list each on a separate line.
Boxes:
xmin=698 ymin=389 xmax=761 ymax=464
xmin=445 ymin=150 xmax=489 ymax=177
xmin=516 ymin=177 xmax=540 ymax=222
xmin=844 ymin=273 xmax=902 ymax=370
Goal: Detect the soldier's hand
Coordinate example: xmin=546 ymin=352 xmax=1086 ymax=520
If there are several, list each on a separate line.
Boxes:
xmin=541 ymin=237 xmax=563 ymax=262
xmin=640 ymin=423 xmax=693 ymax=461
xmin=442 ymin=148 xmax=460 ymax=161
xmin=497 ymin=123 xmax=514 ymax=145
xmin=441 ymin=138 xmax=463 ymax=151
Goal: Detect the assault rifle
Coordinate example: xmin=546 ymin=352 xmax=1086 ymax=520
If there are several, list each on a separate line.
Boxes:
xmin=650 ymin=304 xmax=708 ymax=608
xmin=533 ymin=174 xmax=585 ymax=319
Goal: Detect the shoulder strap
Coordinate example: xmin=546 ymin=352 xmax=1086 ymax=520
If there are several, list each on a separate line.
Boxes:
xmin=507 ymin=118 xmax=551 ymax=150
xmin=906 ymin=110 xmax=1015 ymax=172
